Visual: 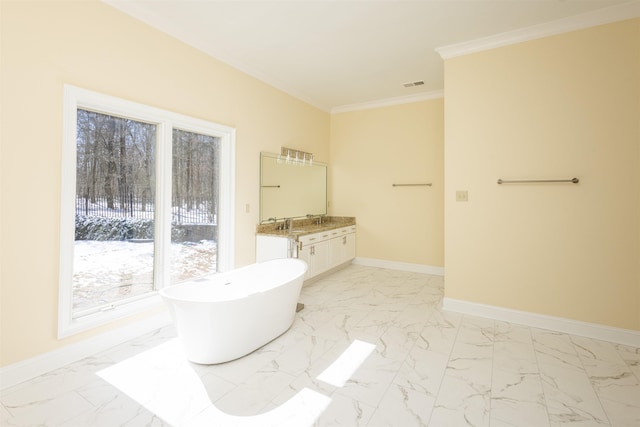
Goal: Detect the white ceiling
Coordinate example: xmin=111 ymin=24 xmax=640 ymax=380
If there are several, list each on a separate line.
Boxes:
xmin=105 ymin=1 xmax=636 ymax=112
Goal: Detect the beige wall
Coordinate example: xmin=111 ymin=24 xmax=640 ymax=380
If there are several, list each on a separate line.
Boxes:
xmin=0 ymin=1 xmax=329 ymax=366
xmin=330 ymin=100 xmax=444 ymax=267
xmin=2 ymin=0 xmax=636 ymax=371
xmin=444 ymin=19 xmax=640 ymax=330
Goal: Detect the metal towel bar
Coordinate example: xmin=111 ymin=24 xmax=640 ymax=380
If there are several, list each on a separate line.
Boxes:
xmin=392 ymin=183 xmax=432 ymax=187
xmin=261 ymin=185 xmax=281 ymax=188
xmin=497 ymin=178 xmax=579 ymax=184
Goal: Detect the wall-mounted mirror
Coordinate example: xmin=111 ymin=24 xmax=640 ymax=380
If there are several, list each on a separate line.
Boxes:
xmin=260 ymin=152 xmax=327 ymax=223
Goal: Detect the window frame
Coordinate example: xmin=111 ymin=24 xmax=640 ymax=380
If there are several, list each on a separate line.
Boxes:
xmin=58 ymin=85 xmax=235 ymax=338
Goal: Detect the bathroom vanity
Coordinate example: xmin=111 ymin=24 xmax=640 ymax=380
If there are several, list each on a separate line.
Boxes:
xmin=256 ymin=217 xmax=356 ymax=281
xmin=257 ymin=151 xmax=355 ymax=281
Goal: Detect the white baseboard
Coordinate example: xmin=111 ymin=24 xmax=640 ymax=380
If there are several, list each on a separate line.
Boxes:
xmin=353 ymin=257 xmax=445 ymax=276
xmin=442 ymin=297 xmax=640 ymax=348
xmin=0 ymin=311 xmax=172 ymax=391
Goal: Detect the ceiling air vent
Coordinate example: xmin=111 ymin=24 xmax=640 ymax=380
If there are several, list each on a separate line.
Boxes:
xmin=403 ymin=81 xmax=425 ymax=88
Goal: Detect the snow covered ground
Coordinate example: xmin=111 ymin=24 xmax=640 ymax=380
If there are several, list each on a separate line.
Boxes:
xmin=73 ymin=240 xmax=216 ymax=311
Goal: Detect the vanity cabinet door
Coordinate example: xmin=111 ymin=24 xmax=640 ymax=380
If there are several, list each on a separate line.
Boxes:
xmin=299 ymin=238 xmax=329 ymax=279
xmin=342 ymin=230 xmax=356 ymax=262
xmin=327 ymin=229 xmax=342 ymax=268
xmin=313 ymin=239 xmax=330 ymax=276
xmin=329 ymin=228 xmax=356 ymax=268
xmin=329 ymin=234 xmax=345 ymax=268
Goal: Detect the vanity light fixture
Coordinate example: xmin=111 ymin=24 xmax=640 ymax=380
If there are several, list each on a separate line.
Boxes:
xmin=280 ymin=146 xmax=313 ymax=166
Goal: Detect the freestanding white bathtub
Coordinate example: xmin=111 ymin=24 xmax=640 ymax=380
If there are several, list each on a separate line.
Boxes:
xmin=159 ymin=258 xmax=308 ymax=364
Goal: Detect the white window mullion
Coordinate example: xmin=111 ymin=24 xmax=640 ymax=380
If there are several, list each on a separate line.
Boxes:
xmin=154 ymin=121 xmax=173 ymax=290
xmin=217 ymin=130 xmax=236 ymax=272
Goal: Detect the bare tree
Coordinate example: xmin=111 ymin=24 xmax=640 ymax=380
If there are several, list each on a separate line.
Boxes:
xmin=76 ymin=110 xmax=219 ymax=225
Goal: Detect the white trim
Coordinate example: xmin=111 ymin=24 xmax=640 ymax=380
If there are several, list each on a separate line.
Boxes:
xmin=436 ymin=1 xmax=640 ymax=59
xmin=59 ymin=85 xmax=235 ymax=337
xmin=156 ymin=120 xmax=173 ymax=289
xmin=0 ymin=312 xmax=172 ymax=391
xmin=353 ymin=257 xmax=445 ymax=276
xmin=217 ymin=128 xmax=236 ymax=272
xmin=442 ymin=297 xmax=640 ymax=348
xmin=331 ymin=90 xmax=444 ymax=114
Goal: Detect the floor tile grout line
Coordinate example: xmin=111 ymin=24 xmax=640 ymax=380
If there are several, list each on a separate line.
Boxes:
xmin=414 ymin=277 xmax=453 ymax=425
xmin=614 ymin=344 xmax=640 ymax=384
xmin=423 ymin=311 xmax=465 ymax=426
xmin=528 ymin=325 xmax=553 ymax=427
xmin=361 ymin=278 xmax=430 ymax=426
xmin=569 ymin=335 xmax=614 ymax=427
xmin=488 ymin=318 xmax=496 ymax=427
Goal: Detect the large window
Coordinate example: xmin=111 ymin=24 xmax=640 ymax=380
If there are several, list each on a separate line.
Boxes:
xmin=59 ymin=86 xmax=235 ymax=337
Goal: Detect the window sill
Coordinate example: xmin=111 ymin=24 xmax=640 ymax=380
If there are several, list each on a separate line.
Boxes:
xmin=58 ymin=294 xmax=165 ymax=339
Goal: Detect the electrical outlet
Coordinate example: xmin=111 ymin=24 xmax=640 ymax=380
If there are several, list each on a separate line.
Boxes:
xmin=456 ymin=190 xmax=468 ymax=202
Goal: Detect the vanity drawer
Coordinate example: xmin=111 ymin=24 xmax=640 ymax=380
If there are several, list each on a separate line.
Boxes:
xmin=298 ymin=230 xmax=331 ymax=246
xmin=297 ymin=226 xmax=355 ymax=246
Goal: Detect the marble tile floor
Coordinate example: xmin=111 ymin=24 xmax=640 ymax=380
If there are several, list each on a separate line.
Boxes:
xmin=2 ymin=264 xmax=640 ymax=426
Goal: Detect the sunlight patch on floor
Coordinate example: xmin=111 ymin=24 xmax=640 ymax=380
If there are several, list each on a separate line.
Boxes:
xmin=97 ymin=338 xmax=334 ymax=426
xmin=316 ymin=340 xmax=377 ymax=387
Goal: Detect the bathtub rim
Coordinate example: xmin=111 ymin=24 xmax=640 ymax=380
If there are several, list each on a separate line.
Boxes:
xmin=158 ymin=258 xmax=308 ymax=303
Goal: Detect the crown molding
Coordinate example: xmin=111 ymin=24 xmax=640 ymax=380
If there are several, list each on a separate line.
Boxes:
xmin=331 ymin=90 xmax=444 ymax=114
xmin=436 ymin=1 xmax=640 ymax=59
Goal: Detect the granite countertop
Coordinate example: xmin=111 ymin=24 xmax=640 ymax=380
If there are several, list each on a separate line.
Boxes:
xmin=256 ymin=216 xmax=356 ymax=237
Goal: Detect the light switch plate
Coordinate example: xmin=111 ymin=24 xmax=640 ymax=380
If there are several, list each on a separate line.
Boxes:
xmin=456 ymin=191 xmax=469 ymax=202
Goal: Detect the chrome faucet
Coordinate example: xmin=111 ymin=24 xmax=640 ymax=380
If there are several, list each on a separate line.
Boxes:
xmin=306 ymin=213 xmax=325 ymax=225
